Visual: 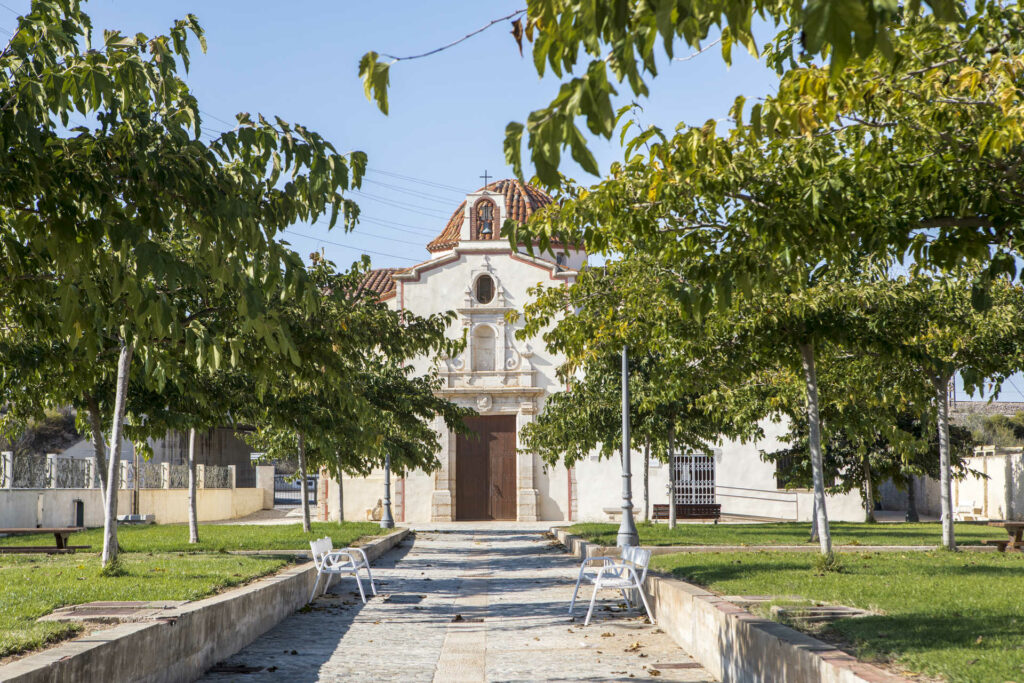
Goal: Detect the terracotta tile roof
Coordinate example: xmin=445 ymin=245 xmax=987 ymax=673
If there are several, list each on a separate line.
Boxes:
xmin=357 ymin=268 xmax=400 ymax=299
xmin=426 ymin=179 xmax=554 ymax=252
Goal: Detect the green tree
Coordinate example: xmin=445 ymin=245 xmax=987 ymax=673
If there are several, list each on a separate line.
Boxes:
xmin=868 ymin=275 xmax=1024 ymax=549
xmin=966 ymin=412 xmax=1024 ymax=448
xmin=359 ymin=0 xmax=963 ymax=186
xmin=243 ymin=254 xmax=466 ymax=531
xmin=518 ymin=256 xmax=764 ymax=528
xmin=0 ymin=3 xmax=365 ymax=565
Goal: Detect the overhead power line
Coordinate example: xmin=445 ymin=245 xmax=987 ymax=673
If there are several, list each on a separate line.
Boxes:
xmin=299 ymin=221 xmax=427 ymax=248
xmin=282 ymin=229 xmax=422 ymax=263
xmin=1004 ymin=376 xmax=1024 ymax=401
xmin=350 ymin=190 xmax=450 ymax=218
xmin=358 ymin=216 xmax=438 ymax=237
xmin=366 ymin=167 xmax=472 ymax=194
xmin=361 ymin=178 xmax=460 ymax=206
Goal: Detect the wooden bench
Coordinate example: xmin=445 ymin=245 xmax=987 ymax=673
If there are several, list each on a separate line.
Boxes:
xmin=652 ymin=503 xmax=721 ymax=521
xmin=0 ymin=527 xmax=89 ymax=554
xmin=985 ymin=521 xmax=1024 ymax=552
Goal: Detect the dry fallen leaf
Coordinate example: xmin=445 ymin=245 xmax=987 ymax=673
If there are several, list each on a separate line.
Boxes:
xmin=601 ymin=632 xmax=614 ymax=638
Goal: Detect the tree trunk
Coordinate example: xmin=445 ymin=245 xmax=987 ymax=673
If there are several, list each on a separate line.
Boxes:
xmin=297 ymin=433 xmax=311 ymax=532
xmin=668 ymin=424 xmax=677 ymax=531
xmin=85 ymin=395 xmax=108 ymax=500
xmin=933 ymin=374 xmax=955 ymax=550
xmin=862 ymin=454 xmax=876 ymax=523
xmin=905 ymin=474 xmax=920 ymax=522
xmin=808 ymin=496 xmax=819 ymax=542
xmin=643 ymin=439 xmax=650 ymax=523
xmin=188 ymin=428 xmax=199 ymax=544
xmin=342 ymin=471 xmax=350 ymax=524
xmin=798 ymin=341 xmax=832 ymax=555
xmin=101 ymin=342 xmax=133 ymax=567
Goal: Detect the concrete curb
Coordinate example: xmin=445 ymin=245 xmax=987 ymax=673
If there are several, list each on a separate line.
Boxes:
xmin=0 ymin=528 xmax=411 ymax=683
xmin=580 ymin=543 xmax=995 ymax=555
xmin=551 ymin=527 xmax=908 ymax=683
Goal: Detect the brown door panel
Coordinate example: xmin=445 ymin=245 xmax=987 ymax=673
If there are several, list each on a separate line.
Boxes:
xmin=455 ymin=415 xmax=517 ymax=521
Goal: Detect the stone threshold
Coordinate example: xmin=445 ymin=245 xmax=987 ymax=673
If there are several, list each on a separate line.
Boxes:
xmin=552 ymin=527 xmax=909 ymax=683
xmin=0 ymin=528 xmax=410 ymax=683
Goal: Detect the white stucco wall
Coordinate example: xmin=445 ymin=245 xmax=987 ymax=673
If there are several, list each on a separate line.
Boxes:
xmin=569 ymin=430 xmax=869 ymax=524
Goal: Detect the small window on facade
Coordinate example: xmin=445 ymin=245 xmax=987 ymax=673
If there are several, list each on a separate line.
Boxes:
xmin=475 ymin=275 xmax=494 ymax=304
xmin=556 ymin=252 xmax=568 ymax=267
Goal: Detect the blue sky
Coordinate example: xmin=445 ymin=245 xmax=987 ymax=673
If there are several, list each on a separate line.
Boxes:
xmin=7 ymin=1 xmax=1020 ymax=402
xmin=18 ymin=0 xmax=777 ymax=267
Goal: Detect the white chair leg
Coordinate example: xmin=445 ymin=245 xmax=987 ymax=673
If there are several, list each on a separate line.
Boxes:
xmin=636 ymin=586 xmax=655 ymax=625
xmin=353 ymin=573 xmax=367 ymax=604
xmin=309 ymin=572 xmax=322 ymax=604
xmin=569 ymin=572 xmax=585 ymax=614
xmin=584 ymin=584 xmax=600 ymax=626
xmin=364 ymin=564 xmax=377 ymax=595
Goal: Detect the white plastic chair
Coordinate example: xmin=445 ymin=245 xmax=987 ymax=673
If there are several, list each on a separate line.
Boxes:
xmin=569 ymin=546 xmax=655 ymax=626
xmin=308 ymin=537 xmax=377 ymax=604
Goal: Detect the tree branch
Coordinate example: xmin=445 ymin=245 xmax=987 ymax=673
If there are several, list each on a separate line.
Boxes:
xmin=380 ymin=9 xmax=526 ymax=62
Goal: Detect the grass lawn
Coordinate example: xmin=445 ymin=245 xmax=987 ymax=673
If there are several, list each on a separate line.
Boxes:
xmin=0 ymin=552 xmax=292 ymax=660
xmin=0 ymin=521 xmax=389 ymax=660
xmin=0 ymin=521 xmax=387 ymax=553
xmin=652 ymin=550 xmax=1024 ymax=683
xmin=567 ymin=521 xmax=1000 ymax=547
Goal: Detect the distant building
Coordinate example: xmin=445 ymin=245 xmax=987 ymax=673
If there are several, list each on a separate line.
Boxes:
xmin=319 ymin=178 xmax=865 ymax=523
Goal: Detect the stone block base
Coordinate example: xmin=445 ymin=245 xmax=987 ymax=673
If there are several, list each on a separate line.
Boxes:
xmin=431 ymin=489 xmax=453 ymax=522
xmin=517 ymin=488 xmax=539 ymax=521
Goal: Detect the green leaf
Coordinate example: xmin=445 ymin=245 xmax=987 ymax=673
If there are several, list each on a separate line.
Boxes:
xmin=358 ymin=51 xmax=391 ymax=115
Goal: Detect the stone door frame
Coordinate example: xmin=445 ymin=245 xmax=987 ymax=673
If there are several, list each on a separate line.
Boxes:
xmin=430 ymin=388 xmax=541 ymax=522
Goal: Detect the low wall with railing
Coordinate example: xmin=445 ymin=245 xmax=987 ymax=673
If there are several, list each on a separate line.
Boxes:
xmin=0 ymin=452 xmax=240 ymax=491
xmin=0 ymin=488 xmax=267 ymax=527
xmin=0 ymin=452 xmax=274 ymax=527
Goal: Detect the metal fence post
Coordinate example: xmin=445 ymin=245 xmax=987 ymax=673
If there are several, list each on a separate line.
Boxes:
xmin=1 ymin=451 xmax=12 ymax=489
xmin=47 ymin=453 xmax=58 ymax=489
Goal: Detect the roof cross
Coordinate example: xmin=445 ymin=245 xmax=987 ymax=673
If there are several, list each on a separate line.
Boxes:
xmin=480 ymin=170 xmax=491 ymax=187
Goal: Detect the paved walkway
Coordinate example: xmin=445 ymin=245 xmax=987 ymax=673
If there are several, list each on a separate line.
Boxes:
xmin=200 ymin=528 xmax=713 ymax=682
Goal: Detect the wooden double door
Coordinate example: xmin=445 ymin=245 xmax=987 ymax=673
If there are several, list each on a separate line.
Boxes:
xmin=455 ymin=415 xmax=517 ymax=520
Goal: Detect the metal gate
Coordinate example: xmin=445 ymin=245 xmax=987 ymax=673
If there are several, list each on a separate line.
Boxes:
xmin=273 ymin=474 xmax=318 ymax=506
xmin=671 ymin=453 xmax=716 ymax=504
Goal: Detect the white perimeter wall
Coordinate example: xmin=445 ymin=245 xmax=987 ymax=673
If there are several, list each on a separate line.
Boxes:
xmin=0 ymin=487 xmax=269 ymax=527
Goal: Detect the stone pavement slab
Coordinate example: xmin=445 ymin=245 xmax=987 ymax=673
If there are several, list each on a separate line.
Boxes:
xmin=199 ymin=528 xmax=714 ymax=682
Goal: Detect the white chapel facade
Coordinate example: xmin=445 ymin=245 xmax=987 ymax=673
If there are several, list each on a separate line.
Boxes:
xmin=318 ymin=178 xmax=866 ymax=524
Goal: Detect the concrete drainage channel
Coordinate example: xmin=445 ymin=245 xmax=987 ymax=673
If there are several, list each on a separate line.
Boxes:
xmin=552 ymin=527 xmax=908 ymax=683
xmin=0 ymin=528 xmax=410 ymax=683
